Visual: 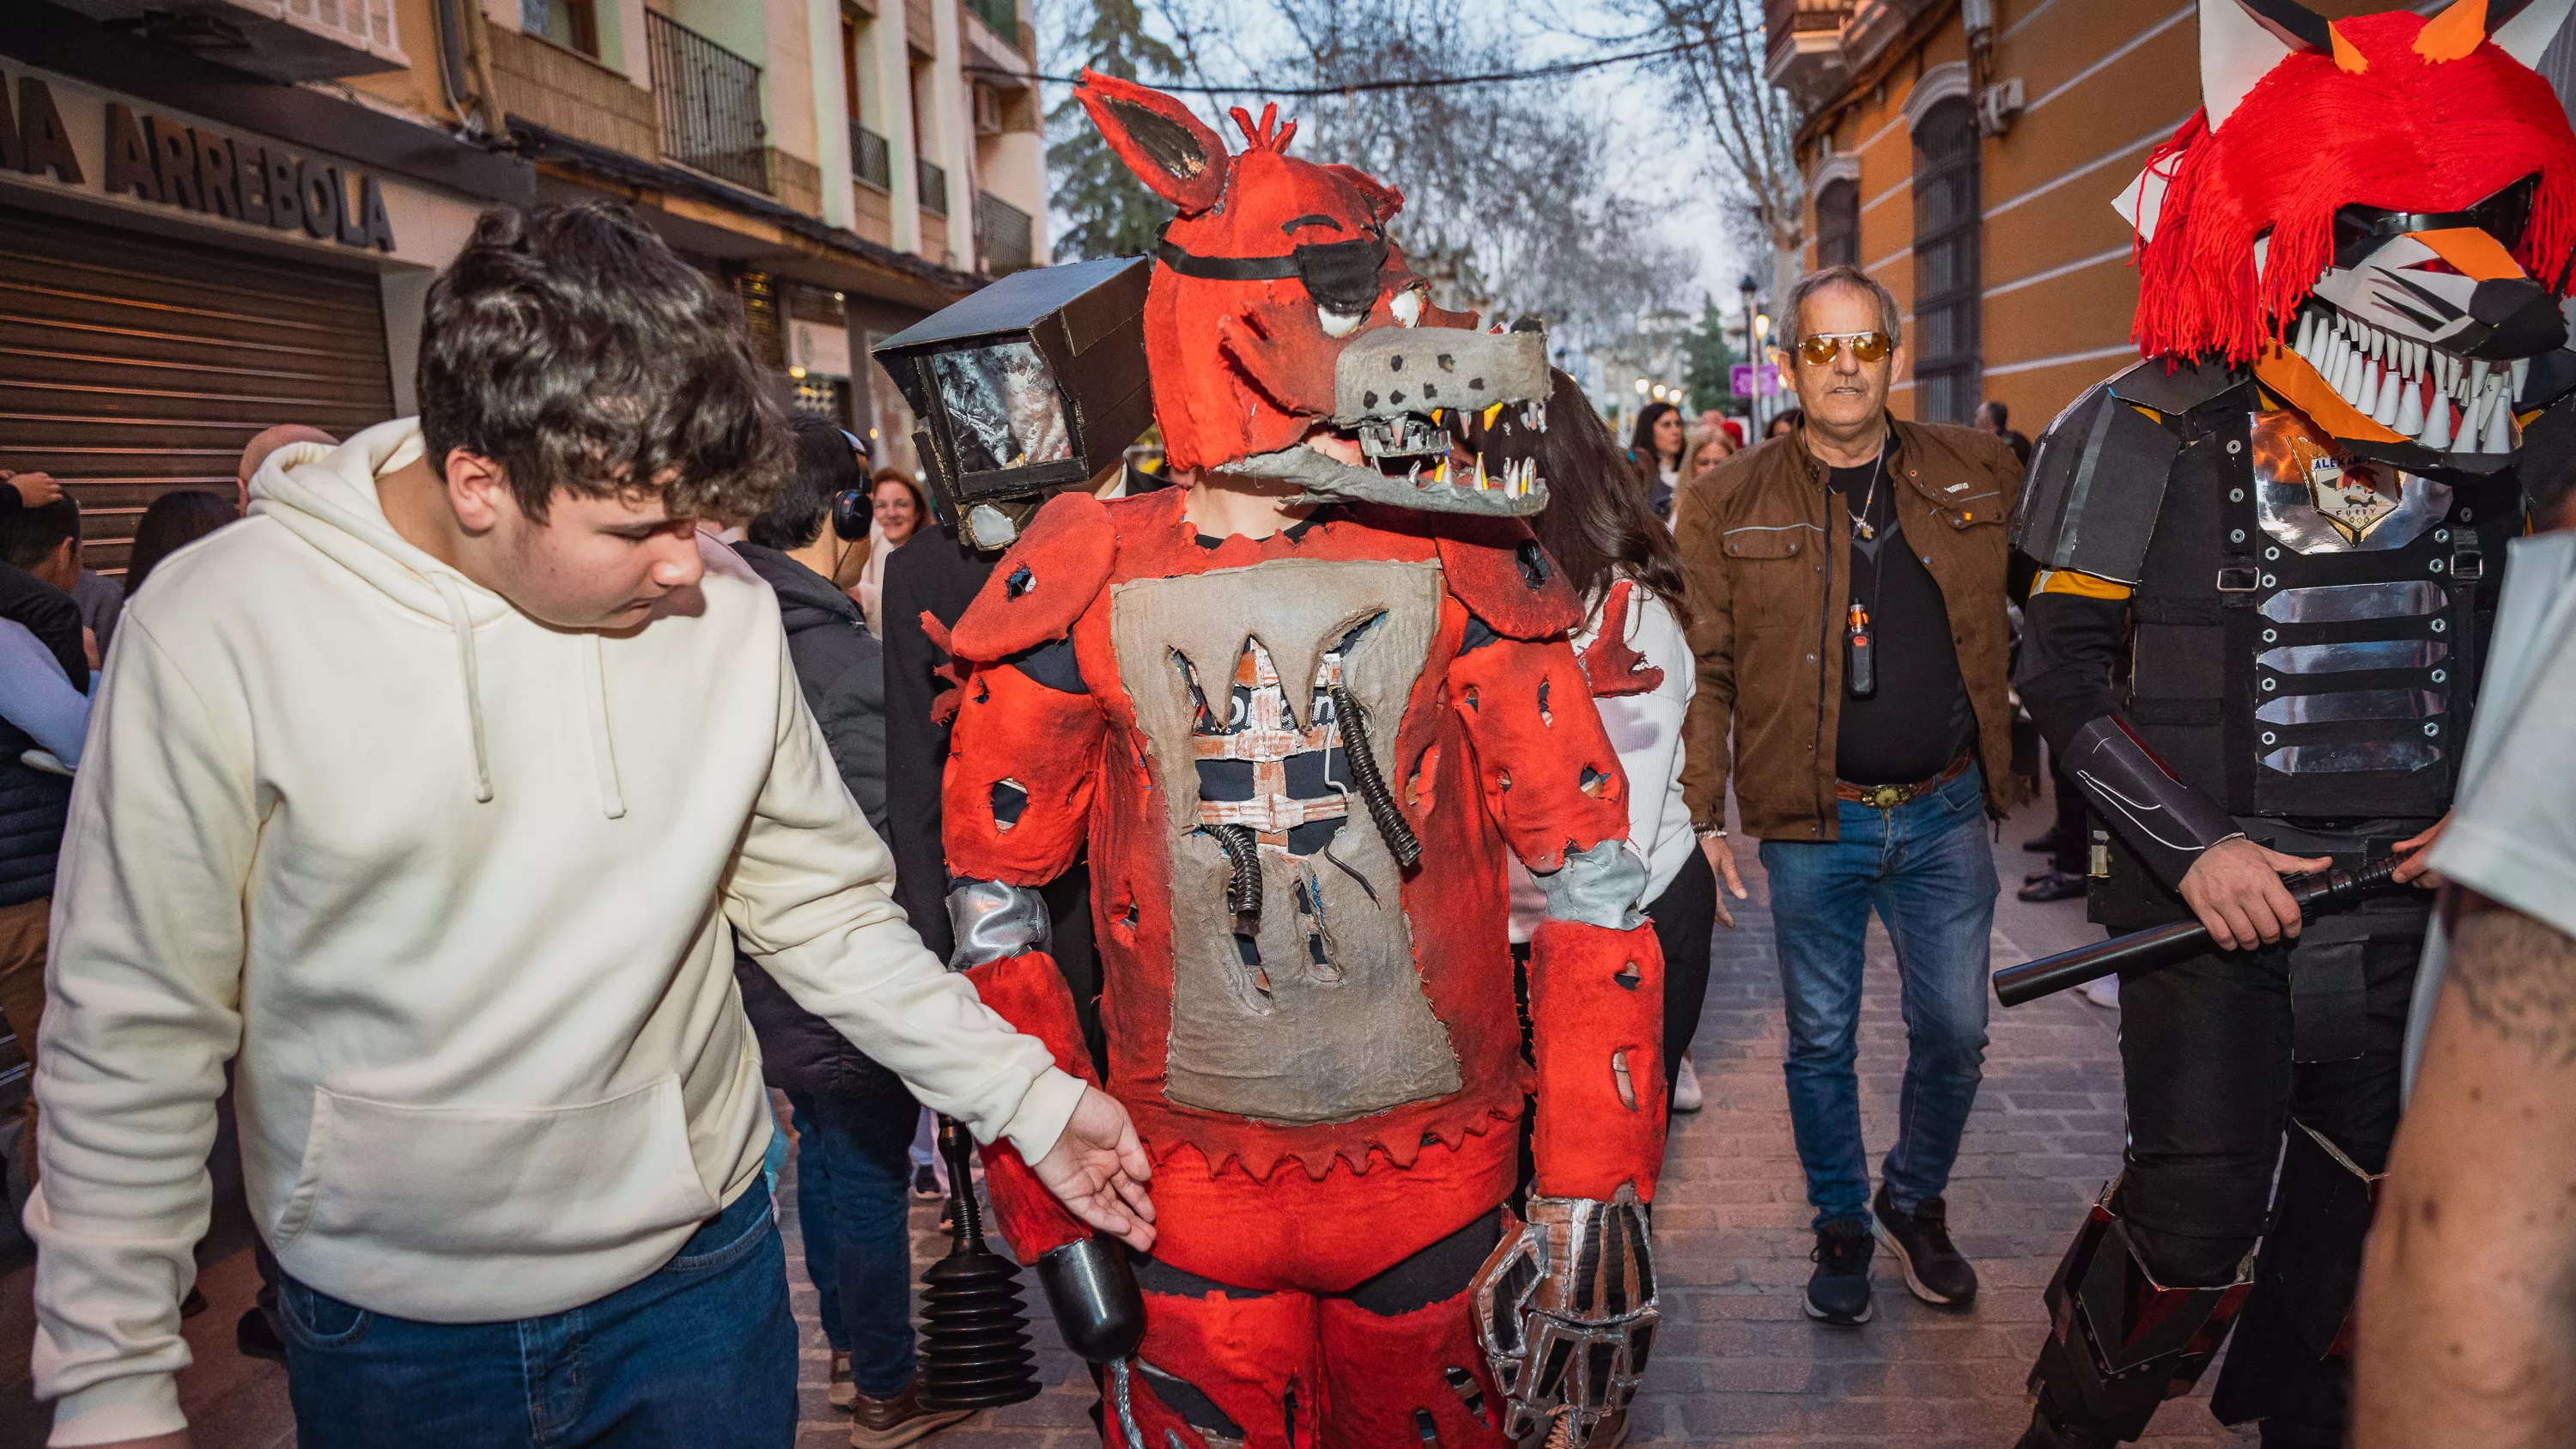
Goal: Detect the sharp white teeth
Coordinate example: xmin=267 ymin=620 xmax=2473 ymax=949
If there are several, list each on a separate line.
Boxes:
xmin=2330 ymin=338 xmax=2357 ymax=399
xmin=1406 ymin=460 xmax=1423 ymax=487
xmin=2460 ymin=375 xmax=2491 ymax=445
xmin=2293 ymin=312 xmax=2319 ymax=359
xmin=2512 ymin=356 xmax=2531 ymax=400
xmin=2469 ymin=357 xmax=2492 ymax=399
xmin=2368 ymin=326 xmax=2385 ymax=362
xmin=2484 ymin=378 xmax=2517 ymax=453
xmin=2372 ymin=363 xmax=2406 ymax=427
xmin=2419 ymin=384 xmax=2454 ymax=449
xmin=2395 ymin=371 xmax=2426 ymax=436
xmin=2411 ymin=339 xmax=2427 ymax=379
xmin=1473 ymin=454 xmax=1491 ymax=491
xmin=2345 ymin=355 xmax=2378 ymax=409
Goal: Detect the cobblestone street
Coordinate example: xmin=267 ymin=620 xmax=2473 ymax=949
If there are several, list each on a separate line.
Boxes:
xmin=0 ymin=799 xmax=2258 ymax=1449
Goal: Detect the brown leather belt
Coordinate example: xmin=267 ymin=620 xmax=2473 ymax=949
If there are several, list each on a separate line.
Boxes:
xmin=1835 ymin=752 xmax=1973 ymax=809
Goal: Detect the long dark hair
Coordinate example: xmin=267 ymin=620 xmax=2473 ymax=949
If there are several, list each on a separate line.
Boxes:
xmin=1483 ymin=371 xmax=1691 ymax=629
xmin=1627 ymin=399 xmax=1683 ymax=470
xmin=125 ymin=490 xmax=237 ymax=594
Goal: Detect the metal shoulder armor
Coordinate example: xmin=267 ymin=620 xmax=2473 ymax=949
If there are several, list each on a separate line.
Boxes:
xmin=2013 ymin=361 xmax=2243 ymax=586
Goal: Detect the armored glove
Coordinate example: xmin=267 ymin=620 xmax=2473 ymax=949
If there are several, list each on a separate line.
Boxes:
xmin=1471 ymin=1188 xmax=1657 ymax=1448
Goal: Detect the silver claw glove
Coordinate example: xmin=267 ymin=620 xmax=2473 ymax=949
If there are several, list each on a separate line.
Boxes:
xmin=1471 ymin=1187 xmax=1657 ymax=1448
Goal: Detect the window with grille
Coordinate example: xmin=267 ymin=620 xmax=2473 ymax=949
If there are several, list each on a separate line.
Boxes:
xmin=1911 ymin=100 xmax=1980 ymax=425
xmin=1815 ymin=178 xmax=1858 ymax=269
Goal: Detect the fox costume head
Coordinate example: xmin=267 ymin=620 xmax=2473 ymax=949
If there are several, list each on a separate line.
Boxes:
xmin=1076 ymin=71 xmax=1554 ymax=514
xmin=2124 ymin=0 xmax=2576 ymax=463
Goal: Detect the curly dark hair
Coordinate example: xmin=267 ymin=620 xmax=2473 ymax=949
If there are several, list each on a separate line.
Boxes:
xmin=417 ymin=202 xmax=789 ymax=524
xmin=1482 ymin=370 xmax=1692 ymax=630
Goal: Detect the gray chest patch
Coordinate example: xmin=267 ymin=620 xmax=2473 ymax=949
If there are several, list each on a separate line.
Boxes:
xmin=1111 ymin=557 xmax=1461 ymax=1124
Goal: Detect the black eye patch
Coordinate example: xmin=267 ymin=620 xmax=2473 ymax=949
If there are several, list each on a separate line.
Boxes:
xmin=2331 ymin=173 xmax=2539 ymax=271
xmin=1155 ymin=228 xmax=1390 ymax=317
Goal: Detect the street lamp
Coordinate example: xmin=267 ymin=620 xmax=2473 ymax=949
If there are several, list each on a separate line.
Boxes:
xmin=1752 ymin=312 xmax=1774 ymax=429
xmin=1737 ymin=275 xmax=1759 ymax=429
xmin=1633 ymin=378 xmax=1650 ymax=394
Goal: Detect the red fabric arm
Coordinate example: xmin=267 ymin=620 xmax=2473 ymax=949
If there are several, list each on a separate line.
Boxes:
xmin=1528 ymin=919 xmax=1668 ymax=1202
xmin=1445 ymin=631 xmax=1631 ymax=872
xmin=962 ymin=951 xmax=1097 ymax=1258
xmin=943 ymin=662 xmax=1105 ymax=886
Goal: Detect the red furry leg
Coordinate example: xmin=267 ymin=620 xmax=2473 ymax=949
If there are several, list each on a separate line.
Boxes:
xmin=1316 ymin=1285 xmax=1511 ymax=1449
xmin=1116 ymin=1285 xmax=1319 ymax=1449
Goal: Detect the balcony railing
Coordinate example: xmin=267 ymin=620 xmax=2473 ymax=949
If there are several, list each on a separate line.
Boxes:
xmin=975 ymin=191 xmax=1033 ymax=274
xmin=645 ymin=10 xmax=770 ymax=193
xmin=850 ymin=122 xmax=892 ymax=191
xmin=917 ymin=157 xmax=949 ymax=216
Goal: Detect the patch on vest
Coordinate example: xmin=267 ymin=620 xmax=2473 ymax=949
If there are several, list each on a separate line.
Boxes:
xmin=2250 ymin=408 xmax=2450 ymax=551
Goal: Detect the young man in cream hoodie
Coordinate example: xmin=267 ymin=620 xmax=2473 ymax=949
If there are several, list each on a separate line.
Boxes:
xmin=26 ymin=203 xmax=1153 ymax=1449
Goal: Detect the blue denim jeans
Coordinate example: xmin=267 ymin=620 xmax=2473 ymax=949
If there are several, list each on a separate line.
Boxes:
xmin=278 ymin=1184 xmax=796 ymax=1448
xmin=1759 ymin=764 xmax=1999 ymax=1229
xmin=786 ymin=1090 xmax=920 ymax=1397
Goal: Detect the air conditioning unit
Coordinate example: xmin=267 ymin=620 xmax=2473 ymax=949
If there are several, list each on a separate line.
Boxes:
xmin=973 ymin=86 xmax=1005 ymax=137
xmin=1978 ymin=77 xmax=2025 ymax=137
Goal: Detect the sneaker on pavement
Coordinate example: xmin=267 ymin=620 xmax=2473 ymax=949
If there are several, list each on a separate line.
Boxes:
xmin=849 ymin=1375 xmax=972 ymax=1449
xmin=1671 ymin=1056 xmax=1704 ymax=1112
xmin=1872 ymin=1184 xmax=1978 ymax=1306
xmin=829 ymin=1349 xmax=857 ymax=1409
xmin=2081 ymin=976 xmax=2120 ymax=1010
xmin=910 ymin=1164 xmax=942 ymax=1199
xmin=2017 ymin=869 xmax=2088 ymax=903
xmin=1804 ymin=1218 xmax=1874 ymax=1325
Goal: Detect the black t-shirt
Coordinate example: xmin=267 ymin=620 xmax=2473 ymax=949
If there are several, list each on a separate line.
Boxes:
xmin=1828 ymin=458 xmax=1978 ymax=785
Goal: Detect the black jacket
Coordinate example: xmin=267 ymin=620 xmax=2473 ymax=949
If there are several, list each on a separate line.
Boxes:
xmin=729 ymin=541 xmax=908 ymax=1103
xmin=0 ymin=563 xmax=87 ymax=910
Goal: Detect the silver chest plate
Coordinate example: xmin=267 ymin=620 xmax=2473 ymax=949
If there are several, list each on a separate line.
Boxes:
xmin=2249 ymin=408 xmax=2451 ymax=553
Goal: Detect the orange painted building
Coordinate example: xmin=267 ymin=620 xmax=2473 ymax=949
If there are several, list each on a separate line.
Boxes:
xmin=1769 ymin=0 xmax=2400 ymax=430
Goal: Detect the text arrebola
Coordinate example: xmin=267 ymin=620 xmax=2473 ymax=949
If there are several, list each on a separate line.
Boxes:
xmin=0 ymin=71 xmax=398 ymax=253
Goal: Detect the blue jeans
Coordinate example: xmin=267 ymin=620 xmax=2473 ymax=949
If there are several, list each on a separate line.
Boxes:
xmin=1759 ymin=765 xmax=1999 ymax=1229
xmin=787 ymin=1090 xmax=920 ymax=1397
xmin=279 ymin=1184 xmax=796 ymax=1448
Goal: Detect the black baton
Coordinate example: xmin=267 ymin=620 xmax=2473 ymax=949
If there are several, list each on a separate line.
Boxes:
xmin=1992 ymin=855 xmax=2406 ymax=1008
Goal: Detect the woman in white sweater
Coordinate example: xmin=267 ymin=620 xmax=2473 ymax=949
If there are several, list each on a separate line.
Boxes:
xmin=1504 ymin=371 xmax=1730 ymax=1111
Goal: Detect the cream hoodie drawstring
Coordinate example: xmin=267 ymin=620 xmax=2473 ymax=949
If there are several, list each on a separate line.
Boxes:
xmin=581 ymin=633 xmax=627 ymax=819
xmin=431 ymin=573 xmax=495 ymax=804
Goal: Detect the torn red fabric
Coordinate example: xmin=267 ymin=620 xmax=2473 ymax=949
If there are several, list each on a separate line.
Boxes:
xmin=1577 ymin=581 xmax=1665 ymax=698
xmin=2134 ymin=10 xmax=2576 ymax=363
xmin=963 ymin=953 xmax=1095 ymax=1258
xmin=1528 ymin=918 xmax=1668 ymax=1203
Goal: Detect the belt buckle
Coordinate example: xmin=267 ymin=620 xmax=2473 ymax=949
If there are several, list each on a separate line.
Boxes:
xmin=2215 ymin=565 xmax=2261 ymax=593
xmin=1868 ymin=785 xmax=1904 ymax=809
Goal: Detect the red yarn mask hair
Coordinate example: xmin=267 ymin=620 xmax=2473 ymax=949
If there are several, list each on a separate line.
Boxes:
xmin=2133 ymin=8 xmax=2576 ymax=365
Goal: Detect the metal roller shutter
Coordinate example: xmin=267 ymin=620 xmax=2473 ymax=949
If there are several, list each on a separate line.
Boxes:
xmin=0 ymin=204 xmax=395 ymax=574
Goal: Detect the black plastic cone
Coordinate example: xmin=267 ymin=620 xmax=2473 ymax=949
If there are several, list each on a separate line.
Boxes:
xmin=917 ymin=1116 xmax=1042 ymax=1410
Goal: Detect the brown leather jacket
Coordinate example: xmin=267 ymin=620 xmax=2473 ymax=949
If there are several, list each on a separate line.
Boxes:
xmin=1674 ymin=417 xmax=2029 ymax=842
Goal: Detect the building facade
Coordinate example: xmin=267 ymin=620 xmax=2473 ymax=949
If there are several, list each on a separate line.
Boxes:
xmin=1766 ymin=0 xmax=2411 ymax=433
xmin=0 ymin=0 xmax=1043 ymax=572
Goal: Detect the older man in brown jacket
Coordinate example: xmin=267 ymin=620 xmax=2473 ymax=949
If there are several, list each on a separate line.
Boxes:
xmin=1675 ymin=264 xmax=2025 ymax=1330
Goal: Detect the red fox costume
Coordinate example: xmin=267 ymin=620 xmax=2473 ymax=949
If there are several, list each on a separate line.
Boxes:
xmin=937 ymin=75 xmax=1664 ymax=1449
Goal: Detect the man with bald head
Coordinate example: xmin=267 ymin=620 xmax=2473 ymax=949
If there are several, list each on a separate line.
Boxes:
xmin=236 ymin=425 xmax=338 ymax=514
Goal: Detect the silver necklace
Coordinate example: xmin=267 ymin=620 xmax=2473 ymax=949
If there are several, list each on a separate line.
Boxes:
xmin=1845 ymin=445 xmax=1886 ymax=541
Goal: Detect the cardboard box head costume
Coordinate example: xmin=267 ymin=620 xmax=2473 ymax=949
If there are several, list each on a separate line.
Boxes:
xmin=933 ymin=70 xmax=1668 ymax=1449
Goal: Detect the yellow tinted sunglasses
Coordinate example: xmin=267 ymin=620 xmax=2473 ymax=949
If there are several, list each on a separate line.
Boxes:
xmin=1797 ymin=331 xmax=1894 ymax=366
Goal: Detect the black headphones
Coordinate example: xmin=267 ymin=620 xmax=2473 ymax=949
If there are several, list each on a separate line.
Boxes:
xmin=833 ymin=429 xmax=870 ymax=540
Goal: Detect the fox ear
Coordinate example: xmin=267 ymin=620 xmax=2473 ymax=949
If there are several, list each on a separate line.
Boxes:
xmin=1076 ymin=70 xmax=1229 ymax=216
xmin=2493 ymin=0 xmax=2576 ymax=70
xmin=2202 ymin=0 xmax=2326 ymax=130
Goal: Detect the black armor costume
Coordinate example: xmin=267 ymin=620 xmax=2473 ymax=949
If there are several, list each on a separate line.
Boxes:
xmin=2010 ymin=350 xmax=2573 ymax=1442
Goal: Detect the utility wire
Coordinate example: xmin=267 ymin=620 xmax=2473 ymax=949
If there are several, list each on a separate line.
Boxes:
xmin=963 ymin=40 xmax=1697 ymax=95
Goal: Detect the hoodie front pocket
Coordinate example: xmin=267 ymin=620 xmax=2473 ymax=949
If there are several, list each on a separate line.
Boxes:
xmin=270 ymin=1076 xmax=721 ymax=1260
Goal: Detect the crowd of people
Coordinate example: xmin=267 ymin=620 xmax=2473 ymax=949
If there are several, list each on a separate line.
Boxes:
xmin=0 ymin=192 xmax=2565 ymax=1449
